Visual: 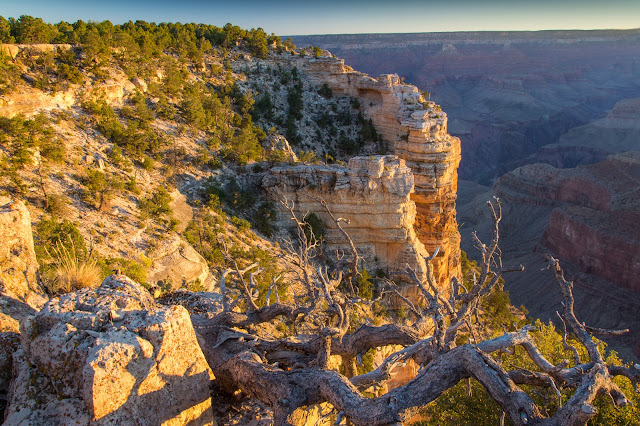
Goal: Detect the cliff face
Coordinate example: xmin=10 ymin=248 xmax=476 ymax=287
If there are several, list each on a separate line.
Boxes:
xmin=262 ymin=155 xmax=428 ymax=281
xmin=496 ymin=152 xmax=640 ymax=292
xmin=302 ymin=58 xmax=461 ymax=289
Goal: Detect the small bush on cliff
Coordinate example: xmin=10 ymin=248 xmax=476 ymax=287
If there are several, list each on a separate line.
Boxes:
xmin=0 ymin=51 xmax=20 ymax=95
xmin=34 ymin=218 xmax=87 ymax=263
xmin=318 ymin=83 xmax=333 ymax=98
xmin=253 ymin=202 xmax=278 ymax=237
xmin=46 ymin=192 xmax=72 ymax=218
xmin=34 ymin=218 xmax=99 ymax=295
xmin=98 ymin=256 xmax=150 ymax=286
xmin=303 ymin=212 xmax=324 ymax=244
xmin=138 ymin=186 xmax=173 ymax=219
xmin=355 ymin=267 xmax=374 ymax=300
xmin=83 ymin=170 xmax=123 ymax=211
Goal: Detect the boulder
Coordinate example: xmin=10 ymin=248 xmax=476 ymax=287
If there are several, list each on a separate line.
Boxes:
xmin=262 ymin=134 xmax=298 ymax=163
xmin=147 ymin=234 xmax=214 ymax=291
xmin=0 ymin=296 xmax=36 ymax=395
xmin=4 ymin=275 xmax=215 ymax=425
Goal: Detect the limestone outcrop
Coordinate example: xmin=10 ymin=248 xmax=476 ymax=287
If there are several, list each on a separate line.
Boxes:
xmin=4 ymin=275 xmax=215 ymax=425
xmin=262 ymin=134 xmax=298 ymax=163
xmin=0 ymin=198 xmax=48 ymax=309
xmin=0 ymin=43 xmax=72 ymax=60
xmin=262 ymin=155 xmax=428 ymax=280
xmin=303 ymin=58 xmax=461 ymax=289
xmin=147 ymin=234 xmax=215 ymax=291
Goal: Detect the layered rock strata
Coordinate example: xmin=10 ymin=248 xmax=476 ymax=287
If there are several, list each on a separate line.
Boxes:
xmin=262 ymin=155 xmax=428 ymax=281
xmin=303 ymin=58 xmax=461 ymax=288
xmin=496 ymin=152 xmax=640 ymax=292
xmin=4 ymin=275 xmax=215 ymax=425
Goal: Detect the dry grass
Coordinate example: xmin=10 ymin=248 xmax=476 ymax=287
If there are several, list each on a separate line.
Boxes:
xmin=48 ymin=241 xmax=101 ymax=294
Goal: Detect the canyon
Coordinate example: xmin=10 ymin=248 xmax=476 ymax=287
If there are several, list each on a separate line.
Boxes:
xmin=0 ymin=18 xmax=639 ymax=423
xmin=458 ymin=153 xmax=640 ymax=361
xmin=293 ymin=30 xmax=640 ymax=362
xmin=292 ymin=30 xmax=640 ymax=182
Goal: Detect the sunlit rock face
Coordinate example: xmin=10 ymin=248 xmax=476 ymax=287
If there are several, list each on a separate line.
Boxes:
xmin=303 ymin=58 xmax=461 ymax=289
xmin=263 ymin=155 xmax=429 ymax=283
xmin=4 ymin=275 xmax=215 ymax=425
xmin=0 ymin=198 xmax=48 ymax=309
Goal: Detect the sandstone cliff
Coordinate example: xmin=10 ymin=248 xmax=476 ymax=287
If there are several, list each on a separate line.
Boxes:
xmin=302 ymin=58 xmax=461 ymax=289
xmin=262 ymin=155 xmax=428 ymax=281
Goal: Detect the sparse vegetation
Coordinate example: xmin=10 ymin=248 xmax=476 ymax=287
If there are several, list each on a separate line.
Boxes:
xmin=47 ymin=240 xmax=101 ymax=295
xmin=138 ymin=186 xmax=173 ymax=219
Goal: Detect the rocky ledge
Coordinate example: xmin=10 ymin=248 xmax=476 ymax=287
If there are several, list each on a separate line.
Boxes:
xmin=262 ymin=155 xmax=429 ymax=281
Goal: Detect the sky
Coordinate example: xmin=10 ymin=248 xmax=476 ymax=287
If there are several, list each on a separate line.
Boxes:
xmin=1 ymin=0 xmax=639 ymax=36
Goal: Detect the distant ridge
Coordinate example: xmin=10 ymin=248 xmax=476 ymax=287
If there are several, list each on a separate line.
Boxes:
xmin=290 ymin=28 xmax=640 ymax=46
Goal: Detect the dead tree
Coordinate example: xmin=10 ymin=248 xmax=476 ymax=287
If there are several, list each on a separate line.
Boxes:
xmin=188 ymin=199 xmax=639 ymax=425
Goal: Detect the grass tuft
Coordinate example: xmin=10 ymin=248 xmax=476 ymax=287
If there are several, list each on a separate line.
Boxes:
xmin=47 ymin=240 xmax=101 ymax=294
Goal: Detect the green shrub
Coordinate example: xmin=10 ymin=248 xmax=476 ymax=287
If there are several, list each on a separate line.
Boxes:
xmin=318 ymin=83 xmax=333 ymax=98
xmin=141 ymin=156 xmax=155 ymax=170
xmin=220 ymin=125 xmax=263 ymax=165
xmin=355 ymin=268 xmax=374 ymax=300
xmin=98 ymin=256 xmax=150 ymax=286
xmin=46 ymin=193 xmax=71 ymax=218
xmin=231 ymin=215 xmax=251 ymax=232
xmin=303 ymin=213 xmax=324 ymax=244
xmin=124 ymin=176 xmax=141 ymax=194
xmin=84 ymin=169 xmax=122 ymax=210
xmin=254 ymin=202 xmax=277 ymax=237
xmin=138 ymin=186 xmax=173 ymax=219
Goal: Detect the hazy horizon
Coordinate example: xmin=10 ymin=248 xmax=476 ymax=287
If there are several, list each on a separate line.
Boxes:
xmin=1 ymin=0 xmax=639 ymax=36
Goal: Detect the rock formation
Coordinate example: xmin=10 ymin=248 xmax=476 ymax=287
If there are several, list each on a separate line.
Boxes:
xmin=0 ymin=43 xmax=72 ymax=60
xmin=302 ymin=58 xmax=461 ymax=289
xmin=147 ymin=233 xmax=215 ymax=292
xmin=262 ymin=155 xmax=428 ymax=281
xmin=4 ymin=275 xmax=215 ymax=425
xmin=496 ymin=152 xmax=640 ymax=292
xmin=292 ymin=30 xmax=640 ymax=182
xmin=0 ymin=197 xmax=47 ymax=417
xmin=0 ymin=198 xmax=47 ymax=309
